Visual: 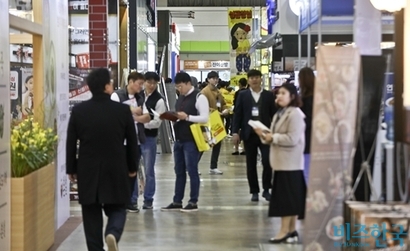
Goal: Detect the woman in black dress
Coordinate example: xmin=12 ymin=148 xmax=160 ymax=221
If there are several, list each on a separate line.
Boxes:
xmin=254 ymin=84 xmax=307 ymax=244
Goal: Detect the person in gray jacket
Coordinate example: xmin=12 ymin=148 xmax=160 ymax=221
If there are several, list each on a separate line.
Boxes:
xmin=254 ymin=83 xmax=307 ymax=244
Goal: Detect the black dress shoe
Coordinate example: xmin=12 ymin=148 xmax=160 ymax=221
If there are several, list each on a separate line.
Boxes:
xmin=232 ymin=151 xmax=239 ymax=155
xmin=240 ymin=151 xmax=246 ymax=155
xmin=286 ymin=231 xmax=299 ymax=243
xmin=251 ymin=193 xmax=259 ymax=201
xmin=269 ymin=233 xmax=292 ymax=244
xmin=262 ymin=190 xmax=271 ymax=201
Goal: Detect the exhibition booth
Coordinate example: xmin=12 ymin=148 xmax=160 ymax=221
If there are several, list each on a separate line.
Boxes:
xmin=1 ymin=0 xmax=410 ymax=250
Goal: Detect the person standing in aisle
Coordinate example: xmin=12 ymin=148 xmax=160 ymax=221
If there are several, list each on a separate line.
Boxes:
xmin=254 ymin=83 xmax=306 ymax=243
xmin=111 ymin=71 xmax=151 ymax=213
xmin=232 ymin=77 xmax=248 ymax=155
xmin=232 ymin=69 xmax=277 ymax=202
xmin=162 ymin=72 xmax=209 ymax=212
xmin=140 ymin=72 xmax=166 ymax=209
xmin=298 ymin=67 xmax=315 ymax=184
xmin=66 ymin=68 xmax=138 ymax=251
xmin=198 ymin=71 xmax=228 ymax=175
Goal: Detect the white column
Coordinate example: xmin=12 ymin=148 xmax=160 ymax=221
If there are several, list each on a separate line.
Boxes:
xmin=354 ymin=0 xmax=382 ymax=56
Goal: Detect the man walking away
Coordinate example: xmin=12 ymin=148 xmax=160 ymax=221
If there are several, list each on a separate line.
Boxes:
xmin=232 ymin=78 xmax=248 ymax=155
xmin=140 ymin=71 xmax=166 ymax=209
xmin=111 ymin=72 xmax=151 ymax=213
xmin=66 ymin=68 xmax=138 ymax=251
xmin=232 ymin=70 xmax=277 ymax=202
xmin=161 ymin=72 xmax=209 ymax=212
xmin=198 ymin=71 xmax=228 ymax=175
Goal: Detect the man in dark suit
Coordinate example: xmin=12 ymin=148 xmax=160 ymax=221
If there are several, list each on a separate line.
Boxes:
xmin=232 ymin=77 xmax=248 ymax=155
xmin=66 ymin=68 xmax=138 ymax=251
xmin=232 ymin=69 xmax=277 ymax=202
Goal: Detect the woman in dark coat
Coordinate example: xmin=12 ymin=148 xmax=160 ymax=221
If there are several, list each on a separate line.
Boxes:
xmin=298 ymin=67 xmax=315 ymax=183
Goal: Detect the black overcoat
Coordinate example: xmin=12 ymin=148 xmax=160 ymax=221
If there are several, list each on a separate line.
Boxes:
xmin=66 ymin=93 xmax=138 ymax=205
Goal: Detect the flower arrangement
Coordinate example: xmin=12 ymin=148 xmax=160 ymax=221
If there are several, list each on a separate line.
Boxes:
xmin=11 ymin=117 xmax=58 ymax=177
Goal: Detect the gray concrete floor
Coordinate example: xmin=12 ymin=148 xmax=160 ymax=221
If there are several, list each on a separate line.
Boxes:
xmin=55 ymin=139 xmax=303 ymax=251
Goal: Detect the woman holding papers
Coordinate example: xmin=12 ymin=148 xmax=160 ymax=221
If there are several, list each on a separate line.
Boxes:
xmin=254 ymin=83 xmax=306 ymax=244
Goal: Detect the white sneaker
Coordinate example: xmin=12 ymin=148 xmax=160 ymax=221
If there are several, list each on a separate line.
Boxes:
xmin=209 ymin=169 xmax=223 ymax=175
xmin=105 ymin=234 xmax=118 ymax=251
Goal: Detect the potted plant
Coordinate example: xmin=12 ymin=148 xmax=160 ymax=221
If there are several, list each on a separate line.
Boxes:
xmin=10 ymin=117 xmax=58 ymax=251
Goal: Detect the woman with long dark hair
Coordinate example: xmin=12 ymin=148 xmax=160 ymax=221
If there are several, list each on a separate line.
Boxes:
xmin=298 ymin=67 xmax=315 ymax=183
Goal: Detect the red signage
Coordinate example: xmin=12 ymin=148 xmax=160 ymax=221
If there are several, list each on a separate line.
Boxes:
xmin=229 ymin=10 xmax=252 ymax=19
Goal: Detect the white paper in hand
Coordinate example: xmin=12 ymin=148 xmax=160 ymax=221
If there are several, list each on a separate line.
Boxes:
xmin=151 ymin=109 xmax=160 ymax=118
xmin=248 ymin=120 xmax=270 ymax=132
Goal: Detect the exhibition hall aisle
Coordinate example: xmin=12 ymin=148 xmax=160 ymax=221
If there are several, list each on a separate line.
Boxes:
xmin=52 ymin=141 xmax=303 ymax=251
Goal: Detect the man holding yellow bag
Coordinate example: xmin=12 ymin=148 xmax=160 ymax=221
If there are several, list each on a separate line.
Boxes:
xmin=198 ymin=71 xmax=229 ymax=175
xmin=161 ymin=72 xmax=209 ymax=212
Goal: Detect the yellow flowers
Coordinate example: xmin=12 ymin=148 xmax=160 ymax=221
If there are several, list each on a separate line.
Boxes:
xmin=11 ymin=117 xmax=58 ymax=177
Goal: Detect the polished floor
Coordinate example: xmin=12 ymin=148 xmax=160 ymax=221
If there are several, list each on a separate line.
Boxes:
xmin=53 ymin=139 xmax=303 ymax=251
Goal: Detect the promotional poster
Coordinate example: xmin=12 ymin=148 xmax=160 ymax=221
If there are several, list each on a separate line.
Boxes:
xmin=228 ymin=8 xmax=253 ymax=86
xmin=10 ymin=67 xmax=33 ymax=122
xmin=303 ymin=46 xmax=361 ymax=250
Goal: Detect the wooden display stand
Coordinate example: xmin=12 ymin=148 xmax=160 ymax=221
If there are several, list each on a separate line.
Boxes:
xmin=9 ymin=0 xmax=55 ymax=250
xmin=10 ymin=164 xmax=55 ymax=251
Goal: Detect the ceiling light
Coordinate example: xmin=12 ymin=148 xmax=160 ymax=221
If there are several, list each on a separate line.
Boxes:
xmin=370 ymin=0 xmax=406 ymax=12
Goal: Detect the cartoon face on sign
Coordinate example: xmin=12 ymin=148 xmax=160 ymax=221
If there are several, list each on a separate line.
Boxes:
xmin=230 ymin=23 xmax=251 ymax=74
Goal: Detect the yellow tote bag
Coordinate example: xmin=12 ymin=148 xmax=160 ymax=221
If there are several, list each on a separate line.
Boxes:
xmin=209 ymin=110 xmax=227 ymax=144
xmin=190 ymin=123 xmax=211 ymax=152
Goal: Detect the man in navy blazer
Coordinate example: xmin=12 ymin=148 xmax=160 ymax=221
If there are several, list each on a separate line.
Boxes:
xmin=232 ymin=69 xmax=277 ymax=202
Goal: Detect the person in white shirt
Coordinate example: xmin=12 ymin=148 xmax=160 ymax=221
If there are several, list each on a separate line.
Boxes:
xmin=111 ymin=71 xmax=150 ymax=213
xmin=161 ymin=72 xmax=209 ymax=212
xmin=140 ymin=72 xmax=166 ymax=209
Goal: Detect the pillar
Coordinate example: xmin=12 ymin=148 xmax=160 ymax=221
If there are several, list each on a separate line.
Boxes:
xmin=88 ymin=0 xmax=109 ymax=68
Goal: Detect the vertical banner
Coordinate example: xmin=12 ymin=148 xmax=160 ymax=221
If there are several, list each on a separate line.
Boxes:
xmin=0 ymin=0 xmax=11 ymax=250
xmin=303 ymin=46 xmax=361 ymax=250
xmin=51 ymin=0 xmax=70 ymax=229
xmin=299 ymin=0 xmax=310 ymax=33
xmin=384 ymin=73 xmax=394 ymax=142
xmin=310 ymin=0 xmax=319 ymax=25
xmin=228 ymin=8 xmax=253 ymax=86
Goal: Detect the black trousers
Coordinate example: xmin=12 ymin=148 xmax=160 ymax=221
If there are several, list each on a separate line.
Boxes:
xmin=243 ymin=133 xmax=272 ymax=194
xmin=129 ymin=145 xmax=142 ymax=205
xmin=198 ymin=140 xmax=222 ymax=169
xmin=224 ymin=115 xmax=232 ymax=134
xmin=81 ymin=203 xmax=127 ymax=251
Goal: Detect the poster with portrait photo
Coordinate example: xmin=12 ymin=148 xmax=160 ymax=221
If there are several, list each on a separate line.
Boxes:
xmin=10 ymin=67 xmax=33 ymax=123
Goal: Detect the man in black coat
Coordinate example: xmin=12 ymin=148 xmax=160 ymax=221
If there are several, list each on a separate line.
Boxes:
xmin=232 ymin=69 xmax=277 ymax=202
xmin=66 ymin=68 xmax=138 ymax=251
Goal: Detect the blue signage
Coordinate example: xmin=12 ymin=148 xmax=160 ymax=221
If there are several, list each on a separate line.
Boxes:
xmin=384 ymin=73 xmax=394 ymax=141
xmin=310 ymin=0 xmax=319 ymax=25
xmin=266 ymin=0 xmax=277 ymax=34
xmin=299 ymin=1 xmax=309 ymax=33
xmin=322 ymin=0 xmax=354 ymax=16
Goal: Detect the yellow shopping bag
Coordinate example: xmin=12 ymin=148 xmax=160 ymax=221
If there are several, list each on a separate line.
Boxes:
xmin=209 ymin=110 xmax=227 ymax=144
xmin=190 ymin=123 xmax=211 ymax=152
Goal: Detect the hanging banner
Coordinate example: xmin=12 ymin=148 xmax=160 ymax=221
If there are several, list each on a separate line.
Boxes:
xmin=228 ymin=8 xmax=253 ymax=86
xmin=266 ymin=0 xmax=277 ymax=35
xmin=299 ymin=0 xmax=310 ymax=33
xmin=303 ymin=46 xmax=361 ymax=250
xmin=0 ymin=0 xmax=11 ymax=250
xmin=310 ymin=0 xmax=319 ymax=25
